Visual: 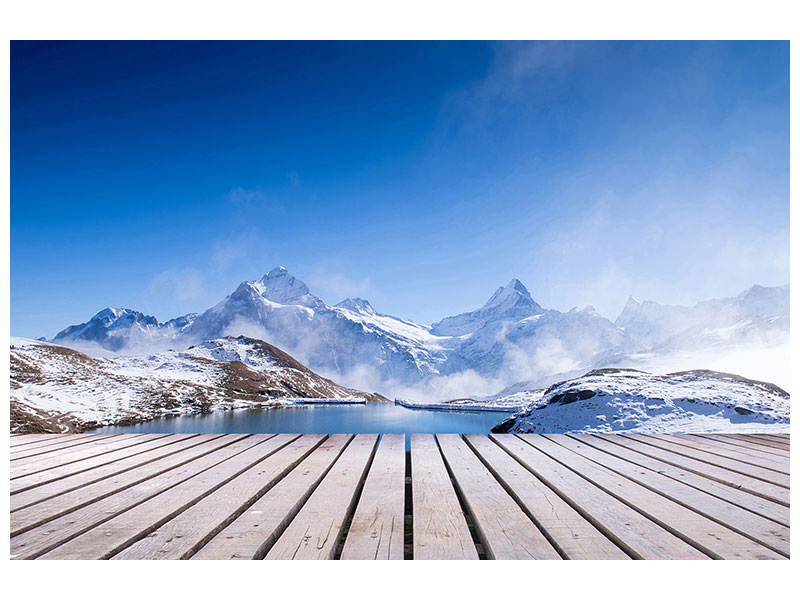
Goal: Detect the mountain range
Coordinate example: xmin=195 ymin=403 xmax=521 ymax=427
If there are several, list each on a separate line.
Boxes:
xmin=50 ymin=267 xmax=790 ymax=395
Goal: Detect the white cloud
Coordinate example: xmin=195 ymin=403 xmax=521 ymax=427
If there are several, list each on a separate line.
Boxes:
xmin=305 ymin=264 xmax=373 ymax=304
xmin=146 ymin=268 xmax=207 ymax=304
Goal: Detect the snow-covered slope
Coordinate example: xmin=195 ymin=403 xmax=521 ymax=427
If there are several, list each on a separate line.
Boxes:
xmin=492 ymin=368 xmax=790 ymax=434
xmin=48 ymin=267 xmax=790 ymax=396
xmin=10 ymin=336 xmax=386 ymax=433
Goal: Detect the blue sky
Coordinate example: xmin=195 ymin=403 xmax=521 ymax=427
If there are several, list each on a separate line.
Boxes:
xmin=11 ymin=41 xmax=789 ymax=338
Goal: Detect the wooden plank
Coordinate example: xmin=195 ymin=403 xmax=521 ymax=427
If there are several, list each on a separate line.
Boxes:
xmin=10 ymin=433 xmax=100 ymax=448
xmin=11 ymin=434 xmax=205 ymax=511
xmin=265 ymin=434 xmax=378 ymax=560
xmin=742 ymin=433 xmax=790 ymax=443
xmin=730 ymin=434 xmax=790 ymax=451
xmin=10 ymin=434 xmax=257 ymax=559
xmin=591 ymin=434 xmax=789 ymax=526
xmin=11 ymin=434 xmax=123 ymax=461
xmin=192 ymin=435 xmax=352 ymax=560
xmin=10 ymin=434 xmax=82 ymax=446
xmin=720 ymin=433 xmax=790 ymax=449
xmin=10 ymin=434 xmax=244 ymax=537
xmin=10 ymin=433 xmax=126 ymax=458
xmin=552 ymin=434 xmax=789 ymax=557
xmin=755 ymin=434 xmax=790 ymax=442
xmin=111 ymin=435 xmax=326 ymax=559
xmin=694 ymin=434 xmax=791 ymax=458
xmin=11 ymin=434 xmax=167 ymax=478
xmin=659 ymin=434 xmax=789 ymax=489
xmin=464 ymin=435 xmax=630 ymax=559
xmin=728 ymin=434 xmax=790 ymax=452
xmin=519 ymin=434 xmax=783 ymax=559
xmin=340 ymin=434 xmax=406 ymax=560
xmin=10 ymin=434 xmax=103 ymax=452
xmin=409 ymin=434 xmax=478 ymax=560
xmin=664 ymin=434 xmax=789 ymax=474
xmin=491 ymin=434 xmax=708 ymax=559
xmin=624 ymin=434 xmax=791 ymax=501
xmin=11 ymin=434 xmax=193 ymax=496
xmin=704 ymin=433 xmax=790 ymax=453
xmin=37 ymin=434 xmax=299 ymax=559
xmin=437 ymin=434 xmax=560 ymax=560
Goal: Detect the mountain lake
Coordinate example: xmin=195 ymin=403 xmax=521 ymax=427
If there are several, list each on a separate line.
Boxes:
xmin=98 ymin=402 xmax=513 ymax=441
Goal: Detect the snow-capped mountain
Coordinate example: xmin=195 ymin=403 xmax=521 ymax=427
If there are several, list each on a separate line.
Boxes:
xmin=53 ymin=307 xmax=197 ymax=351
xmin=49 ymin=267 xmax=790 ymax=395
xmin=492 ymin=368 xmax=790 ymax=434
xmin=183 ymin=266 xmax=447 ymax=383
xmin=11 ymin=336 xmax=386 ymax=433
xmin=430 ymin=278 xmax=543 ymax=336
xmin=615 ymin=284 xmax=789 ymax=352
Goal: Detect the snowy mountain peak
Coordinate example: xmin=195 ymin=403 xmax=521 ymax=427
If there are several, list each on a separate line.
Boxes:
xmin=484 ymin=278 xmax=532 ymax=308
xmin=336 ymin=298 xmax=376 ymax=314
xmin=54 ymin=307 xmax=162 ymax=351
xmin=431 ymin=278 xmax=543 ymax=336
xmin=255 ymin=266 xmax=312 ymax=304
xmin=266 ymin=265 xmax=289 ymax=277
xmin=624 ymin=296 xmax=641 ymax=308
xmin=91 ymin=307 xmax=133 ymax=323
xmin=735 ymin=283 xmax=790 ymax=317
xmin=482 ymin=278 xmax=542 ymax=315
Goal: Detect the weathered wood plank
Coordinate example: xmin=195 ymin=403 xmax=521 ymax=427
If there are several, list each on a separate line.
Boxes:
xmin=729 ymin=434 xmax=790 ymax=451
xmin=753 ymin=434 xmax=790 ymax=443
xmin=10 ymin=433 xmax=106 ymax=451
xmin=112 ymin=435 xmax=326 ymax=559
xmin=464 ymin=435 xmax=629 ymax=559
xmin=11 ymin=434 xmax=205 ymax=511
xmin=11 ymin=433 xmax=198 ymax=500
xmin=591 ymin=434 xmax=789 ymax=526
xmin=617 ymin=433 xmax=789 ymax=506
xmin=6 ymin=433 xmax=792 ymax=561
xmin=664 ymin=435 xmax=789 ymax=474
xmin=265 ymin=434 xmax=378 ymax=560
xmin=192 ymin=434 xmax=352 ymax=560
xmin=631 ymin=434 xmax=790 ymax=489
xmin=10 ymin=433 xmax=103 ymax=447
xmin=437 ymin=434 xmax=560 ymax=560
xmin=37 ymin=435 xmax=298 ymax=559
xmin=11 ymin=434 xmax=168 ymax=479
xmin=10 ymin=434 xmax=256 ymax=559
xmin=340 ymin=434 xmax=406 ymax=560
xmin=491 ymin=434 xmax=708 ymax=559
xmin=694 ymin=434 xmax=791 ymax=458
xmin=10 ymin=434 xmax=236 ymax=535
xmin=552 ymin=434 xmax=789 ymax=556
xmin=520 ymin=434 xmax=783 ymax=559
xmin=11 ymin=434 xmax=124 ymax=462
xmin=410 ymin=434 xmax=478 ymax=560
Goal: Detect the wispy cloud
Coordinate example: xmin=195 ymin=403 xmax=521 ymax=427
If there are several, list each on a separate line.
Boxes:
xmin=436 ymin=41 xmax=604 ymax=136
xmin=145 ymin=268 xmax=207 ymax=305
xmin=305 ymin=263 xmax=373 ymax=304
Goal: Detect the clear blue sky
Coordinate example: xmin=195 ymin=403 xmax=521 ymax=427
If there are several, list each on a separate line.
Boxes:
xmin=11 ymin=41 xmax=789 ymax=338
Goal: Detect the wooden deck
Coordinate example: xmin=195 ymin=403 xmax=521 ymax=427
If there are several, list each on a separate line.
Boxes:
xmin=9 ymin=432 xmax=789 ymax=560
